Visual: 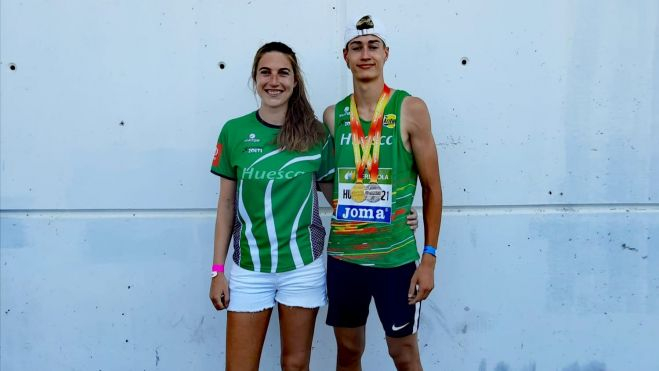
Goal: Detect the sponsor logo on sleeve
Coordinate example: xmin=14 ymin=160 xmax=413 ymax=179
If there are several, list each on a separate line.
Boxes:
xmin=212 ymin=143 xmax=222 ymax=167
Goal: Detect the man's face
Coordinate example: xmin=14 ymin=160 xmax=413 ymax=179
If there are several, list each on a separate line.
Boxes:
xmin=343 ymin=35 xmax=389 ymax=82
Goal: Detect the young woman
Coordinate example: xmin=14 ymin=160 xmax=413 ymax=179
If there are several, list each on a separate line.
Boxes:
xmin=208 ymin=41 xmax=417 ymax=371
xmin=209 ymin=41 xmax=332 ymax=371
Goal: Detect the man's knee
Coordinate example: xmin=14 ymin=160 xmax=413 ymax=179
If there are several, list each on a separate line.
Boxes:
xmin=387 ymin=336 xmax=421 ymax=370
xmin=335 ymin=330 xmax=366 ymax=365
xmin=337 ymin=337 xmax=364 ymax=358
xmin=388 ymin=344 xmax=413 ymax=362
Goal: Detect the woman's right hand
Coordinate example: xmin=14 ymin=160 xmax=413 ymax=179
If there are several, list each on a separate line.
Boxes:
xmin=210 ymin=273 xmax=230 ymax=310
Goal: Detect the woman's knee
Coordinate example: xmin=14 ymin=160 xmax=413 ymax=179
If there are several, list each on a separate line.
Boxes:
xmin=280 ymin=351 xmax=310 ymax=371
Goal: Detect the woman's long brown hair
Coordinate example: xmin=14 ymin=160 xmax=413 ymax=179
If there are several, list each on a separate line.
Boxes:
xmin=251 ymin=42 xmax=325 ymax=152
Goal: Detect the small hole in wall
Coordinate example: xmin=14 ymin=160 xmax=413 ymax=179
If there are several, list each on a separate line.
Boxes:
xmin=461 ymin=57 xmax=469 ymax=66
xmin=218 ymin=62 xmax=226 ymax=70
xmin=9 ymin=63 xmax=16 ymax=71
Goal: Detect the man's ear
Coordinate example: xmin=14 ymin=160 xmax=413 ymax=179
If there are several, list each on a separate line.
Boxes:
xmin=343 ymin=48 xmax=349 ymax=68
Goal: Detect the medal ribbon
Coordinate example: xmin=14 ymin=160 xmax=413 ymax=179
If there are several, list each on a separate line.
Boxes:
xmin=349 ymin=84 xmax=392 ymax=184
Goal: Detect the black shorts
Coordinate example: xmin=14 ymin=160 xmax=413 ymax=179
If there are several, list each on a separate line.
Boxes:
xmin=325 ymin=256 xmax=421 ymax=338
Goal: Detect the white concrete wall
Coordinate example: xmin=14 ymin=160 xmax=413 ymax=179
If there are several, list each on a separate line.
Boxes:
xmin=1 ymin=1 xmax=657 ymax=370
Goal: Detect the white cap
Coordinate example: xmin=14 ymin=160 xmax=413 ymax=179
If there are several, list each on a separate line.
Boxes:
xmin=344 ymin=14 xmax=388 ymax=46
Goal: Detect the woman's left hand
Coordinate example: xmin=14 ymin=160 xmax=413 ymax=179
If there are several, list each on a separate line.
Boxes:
xmin=407 ymin=208 xmax=419 ymax=231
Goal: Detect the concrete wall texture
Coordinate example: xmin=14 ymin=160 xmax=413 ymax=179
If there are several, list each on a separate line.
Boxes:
xmin=1 ymin=0 xmax=657 ymax=370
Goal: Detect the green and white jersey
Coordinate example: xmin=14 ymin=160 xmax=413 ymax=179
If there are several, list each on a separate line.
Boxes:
xmin=211 ymin=111 xmax=334 ymax=273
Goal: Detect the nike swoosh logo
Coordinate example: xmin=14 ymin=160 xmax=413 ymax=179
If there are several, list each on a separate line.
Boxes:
xmin=391 ymin=323 xmax=409 ymax=331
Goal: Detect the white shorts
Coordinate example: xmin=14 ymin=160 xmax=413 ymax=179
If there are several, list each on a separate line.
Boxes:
xmin=227 ymin=258 xmax=327 ymax=312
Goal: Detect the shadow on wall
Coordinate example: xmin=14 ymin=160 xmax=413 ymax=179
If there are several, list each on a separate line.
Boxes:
xmin=562 ymin=361 xmax=607 ymax=371
xmin=478 ymin=360 xmax=606 ymax=371
xmin=478 ymin=360 xmax=533 ymax=371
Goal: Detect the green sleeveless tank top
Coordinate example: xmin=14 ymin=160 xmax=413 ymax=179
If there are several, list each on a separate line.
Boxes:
xmin=328 ymin=89 xmax=419 ymax=267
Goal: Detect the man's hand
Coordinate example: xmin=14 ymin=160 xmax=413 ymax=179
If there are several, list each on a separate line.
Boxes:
xmin=408 ymin=254 xmax=436 ymax=304
xmin=210 ymin=273 xmax=230 ymax=310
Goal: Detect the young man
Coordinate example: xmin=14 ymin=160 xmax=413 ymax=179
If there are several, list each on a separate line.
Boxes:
xmin=321 ymin=14 xmax=443 ymax=371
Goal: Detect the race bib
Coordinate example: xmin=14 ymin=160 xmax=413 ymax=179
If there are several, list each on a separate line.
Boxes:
xmin=336 ymin=168 xmax=392 ymax=223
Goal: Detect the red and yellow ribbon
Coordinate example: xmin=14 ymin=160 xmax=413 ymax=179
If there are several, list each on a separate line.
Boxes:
xmin=349 ymin=84 xmax=392 ymax=185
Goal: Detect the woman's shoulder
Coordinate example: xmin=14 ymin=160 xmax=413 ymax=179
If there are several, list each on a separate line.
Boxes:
xmin=224 ymin=111 xmax=257 ymax=127
xmin=218 ymin=112 xmax=258 ymax=137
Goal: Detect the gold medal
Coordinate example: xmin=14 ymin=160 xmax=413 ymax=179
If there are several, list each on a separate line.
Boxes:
xmin=351 ymin=183 xmax=366 ymax=203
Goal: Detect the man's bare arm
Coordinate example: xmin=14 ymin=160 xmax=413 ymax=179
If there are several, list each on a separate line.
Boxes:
xmin=323 ymin=105 xmax=336 ymax=137
xmin=402 ymin=96 xmax=443 ymax=304
xmin=318 ymin=105 xmax=337 ymax=204
xmin=405 ymin=97 xmax=442 ymax=247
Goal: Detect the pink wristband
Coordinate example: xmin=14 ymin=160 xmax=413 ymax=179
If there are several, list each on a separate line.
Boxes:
xmin=212 ymin=264 xmax=224 ymax=273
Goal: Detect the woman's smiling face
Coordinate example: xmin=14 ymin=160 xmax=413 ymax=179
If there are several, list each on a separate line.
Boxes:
xmin=255 ymin=51 xmax=297 ymax=110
